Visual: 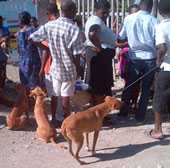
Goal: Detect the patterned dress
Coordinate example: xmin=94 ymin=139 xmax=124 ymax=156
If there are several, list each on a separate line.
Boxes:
xmin=17 ymin=27 xmax=41 ymax=89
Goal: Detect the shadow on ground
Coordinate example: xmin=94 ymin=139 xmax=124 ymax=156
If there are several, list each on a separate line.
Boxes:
xmin=81 ymin=135 xmax=170 ymax=164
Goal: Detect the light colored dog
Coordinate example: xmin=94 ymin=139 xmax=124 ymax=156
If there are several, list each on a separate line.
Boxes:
xmin=30 ymin=87 xmax=66 ymax=148
xmin=61 ymin=96 xmax=121 ymax=164
xmin=6 ymin=85 xmax=29 ymax=129
xmin=30 ymin=87 xmax=57 ymax=143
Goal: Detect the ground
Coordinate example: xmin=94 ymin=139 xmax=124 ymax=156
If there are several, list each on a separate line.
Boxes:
xmin=0 ymin=64 xmax=170 ymax=168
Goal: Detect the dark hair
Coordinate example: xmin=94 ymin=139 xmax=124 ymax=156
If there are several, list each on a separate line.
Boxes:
xmin=31 ymin=17 xmax=38 ymax=22
xmin=0 ymin=16 xmax=3 ymax=20
xmin=19 ymin=11 xmax=31 ymax=25
xmin=158 ymin=0 xmax=170 ymax=16
xmin=94 ymin=0 xmax=111 ymax=10
xmin=140 ymin=0 xmax=153 ymax=9
xmin=128 ymin=4 xmax=139 ymax=13
xmin=47 ymin=3 xmax=59 ymax=16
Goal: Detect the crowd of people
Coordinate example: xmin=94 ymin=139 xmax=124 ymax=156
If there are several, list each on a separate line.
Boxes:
xmin=0 ymin=0 xmax=170 ymax=139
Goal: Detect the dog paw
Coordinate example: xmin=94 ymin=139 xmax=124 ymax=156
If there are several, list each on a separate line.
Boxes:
xmin=91 ymin=151 xmax=96 ymax=156
xmin=84 ymin=146 xmax=90 ymax=151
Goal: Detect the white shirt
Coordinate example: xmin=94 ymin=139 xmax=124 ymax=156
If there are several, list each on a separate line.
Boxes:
xmin=85 ymin=15 xmax=115 ymax=49
xmin=119 ymin=10 xmax=158 ymax=60
xmin=156 ymin=18 xmax=170 ymax=71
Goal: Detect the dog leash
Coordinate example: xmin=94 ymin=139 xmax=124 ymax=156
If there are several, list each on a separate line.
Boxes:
xmin=123 ymin=66 xmax=160 ymax=92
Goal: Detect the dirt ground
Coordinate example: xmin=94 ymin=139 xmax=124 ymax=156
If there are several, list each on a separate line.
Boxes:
xmin=1 ymin=64 xmax=170 ymax=168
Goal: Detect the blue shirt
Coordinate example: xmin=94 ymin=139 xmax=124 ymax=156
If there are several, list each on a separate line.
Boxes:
xmin=0 ymin=25 xmax=10 ymax=61
xmin=119 ymin=10 xmax=158 ymax=60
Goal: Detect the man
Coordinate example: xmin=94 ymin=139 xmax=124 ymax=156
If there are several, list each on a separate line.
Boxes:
xmin=30 ymin=0 xmax=84 ymax=121
xmin=39 ymin=3 xmax=61 ymax=126
xmin=118 ymin=0 xmax=157 ymax=123
xmin=0 ymin=16 xmax=10 ymax=89
xmin=150 ymin=0 xmax=170 ymax=139
xmin=85 ymin=0 xmax=116 ymax=105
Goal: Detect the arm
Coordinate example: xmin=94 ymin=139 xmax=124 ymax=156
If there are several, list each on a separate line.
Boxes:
xmin=39 ymin=49 xmax=50 ymax=81
xmin=29 ymin=25 xmax=49 ymax=50
xmin=156 ymin=44 xmax=167 ymax=67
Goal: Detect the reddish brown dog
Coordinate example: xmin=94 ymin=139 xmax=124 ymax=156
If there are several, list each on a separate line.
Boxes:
xmin=30 ymin=87 xmax=57 ymax=143
xmin=61 ymin=96 xmax=121 ymax=164
xmin=6 ymin=85 xmax=29 ymax=129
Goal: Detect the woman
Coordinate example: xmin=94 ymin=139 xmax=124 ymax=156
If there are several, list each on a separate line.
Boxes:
xmin=85 ymin=0 xmax=116 ymax=105
xmin=17 ymin=11 xmax=41 ymax=90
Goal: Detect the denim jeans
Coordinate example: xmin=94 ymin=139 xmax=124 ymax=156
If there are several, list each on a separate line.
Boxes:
xmin=119 ymin=59 xmax=156 ymax=121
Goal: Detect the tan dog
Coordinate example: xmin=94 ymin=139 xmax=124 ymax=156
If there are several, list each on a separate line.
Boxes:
xmin=70 ymin=90 xmax=92 ymax=111
xmin=30 ymin=87 xmax=65 ymax=149
xmin=61 ymin=96 xmax=121 ymax=164
xmin=30 ymin=87 xmax=57 ymax=143
xmin=6 ymin=85 xmax=29 ymax=129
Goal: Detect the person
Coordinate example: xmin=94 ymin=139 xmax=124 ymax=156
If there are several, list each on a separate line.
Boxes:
xmin=116 ymin=4 xmax=140 ymax=116
xmin=84 ymin=0 xmax=116 ymax=105
xmin=17 ymin=11 xmax=41 ymax=90
xmin=117 ymin=0 xmax=157 ymax=123
xmin=29 ymin=0 xmax=84 ymax=120
xmin=150 ymin=0 xmax=170 ymax=139
xmin=0 ymin=15 xmax=10 ymax=89
xmin=39 ymin=3 xmax=61 ymax=126
xmin=30 ymin=17 xmax=39 ymax=29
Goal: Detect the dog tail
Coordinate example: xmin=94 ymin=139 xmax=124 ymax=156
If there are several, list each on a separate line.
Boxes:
xmin=50 ymin=137 xmax=67 ymax=149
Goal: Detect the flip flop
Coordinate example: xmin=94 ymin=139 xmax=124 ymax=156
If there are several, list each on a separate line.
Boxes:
xmin=148 ymin=129 xmax=164 ymax=140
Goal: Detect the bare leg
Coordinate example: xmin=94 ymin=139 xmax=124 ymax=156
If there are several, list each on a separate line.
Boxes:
xmin=92 ymin=131 xmax=99 ymax=155
xmin=51 ymin=96 xmax=58 ymax=121
xmin=62 ymin=96 xmax=70 ymax=118
xmin=154 ymin=112 xmax=162 ymax=133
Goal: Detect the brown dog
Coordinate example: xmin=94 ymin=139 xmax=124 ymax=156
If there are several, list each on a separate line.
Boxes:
xmin=61 ymin=96 xmax=121 ymax=164
xmin=30 ymin=87 xmax=57 ymax=143
xmin=6 ymin=85 xmax=29 ymax=129
xmin=30 ymin=87 xmax=66 ymax=149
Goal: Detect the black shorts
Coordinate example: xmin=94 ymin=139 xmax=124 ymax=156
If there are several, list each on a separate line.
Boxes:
xmin=0 ymin=60 xmax=7 ymax=88
xmin=153 ymin=71 xmax=170 ymax=113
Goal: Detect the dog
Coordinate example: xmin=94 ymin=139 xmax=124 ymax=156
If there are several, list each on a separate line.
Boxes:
xmin=61 ymin=96 xmax=121 ymax=164
xmin=30 ymin=87 xmax=66 ymax=148
xmin=70 ymin=90 xmax=92 ymax=111
xmin=6 ymin=84 xmax=29 ymax=129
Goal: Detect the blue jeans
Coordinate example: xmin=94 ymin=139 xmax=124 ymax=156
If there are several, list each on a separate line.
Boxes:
xmin=119 ymin=59 xmax=156 ymax=121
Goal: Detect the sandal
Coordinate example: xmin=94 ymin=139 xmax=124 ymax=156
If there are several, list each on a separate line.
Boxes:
xmin=148 ymin=129 xmax=164 ymax=140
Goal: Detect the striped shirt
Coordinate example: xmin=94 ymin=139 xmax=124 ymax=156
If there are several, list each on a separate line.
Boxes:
xmin=30 ymin=17 xmax=84 ymax=81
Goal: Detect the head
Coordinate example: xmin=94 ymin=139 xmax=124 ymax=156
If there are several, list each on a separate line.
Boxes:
xmin=0 ymin=16 xmax=4 ymax=26
xmin=61 ymin=0 xmax=77 ymax=20
xmin=128 ymin=4 xmax=140 ymax=14
xmin=30 ymin=17 xmax=39 ymax=28
xmin=47 ymin=3 xmax=59 ymax=21
xmin=94 ymin=0 xmax=110 ymax=22
xmin=105 ymin=96 xmax=122 ymax=110
xmin=139 ymin=0 xmax=153 ymax=13
xmin=29 ymin=87 xmax=46 ymax=98
xmin=158 ymin=0 xmax=170 ymax=17
xmin=18 ymin=11 xmax=31 ymax=27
